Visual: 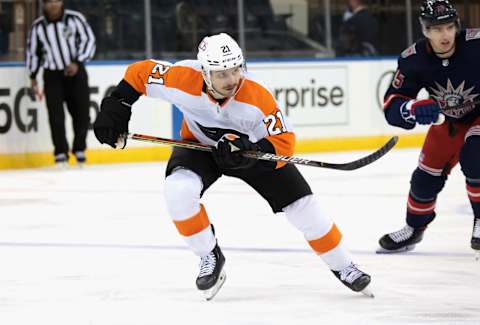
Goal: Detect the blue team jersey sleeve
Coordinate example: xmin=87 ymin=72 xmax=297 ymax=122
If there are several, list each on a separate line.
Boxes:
xmin=383 ymin=45 xmax=424 ymax=130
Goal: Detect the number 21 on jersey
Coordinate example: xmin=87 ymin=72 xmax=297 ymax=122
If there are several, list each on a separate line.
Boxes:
xmin=147 ymin=61 xmax=171 ymax=85
xmin=264 ymin=110 xmax=287 ymax=135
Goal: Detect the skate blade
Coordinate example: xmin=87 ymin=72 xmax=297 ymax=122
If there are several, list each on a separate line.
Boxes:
xmin=361 ymin=286 xmax=375 ymax=298
xmin=375 ymin=244 xmax=416 ymax=254
xmin=201 ymin=269 xmax=226 ymax=301
xmin=54 ymin=162 xmax=69 ymax=170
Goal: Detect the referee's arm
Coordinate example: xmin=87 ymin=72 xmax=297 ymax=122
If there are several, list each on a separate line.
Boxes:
xmin=25 ymin=23 xmax=43 ymax=80
xmin=73 ymin=12 xmax=96 ymax=63
xmin=25 ymin=22 xmax=44 ymax=99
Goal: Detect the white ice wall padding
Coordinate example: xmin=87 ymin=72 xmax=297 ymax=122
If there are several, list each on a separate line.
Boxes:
xmin=0 ymin=59 xmax=429 ymax=155
xmin=0 ymin=64 xmax=172 ymax=154
xmin=248 ymin=60 xmax=429 ymax=139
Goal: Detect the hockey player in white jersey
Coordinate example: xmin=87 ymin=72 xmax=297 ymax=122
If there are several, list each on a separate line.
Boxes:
xmin=93 ymin=33 xmax=373 ymax=300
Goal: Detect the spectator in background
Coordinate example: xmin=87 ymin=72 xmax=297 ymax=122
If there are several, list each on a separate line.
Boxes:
xmin=0 ymin=16 xmax=8 ymax=56
xmin=26 ymin=0 xmax=95 ymax=167
xmin=336 ymin=0 xmax=379 ymax=56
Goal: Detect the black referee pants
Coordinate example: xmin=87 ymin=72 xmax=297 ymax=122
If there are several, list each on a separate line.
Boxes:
xmin=43 ymin=64 xmax=90 ymax=156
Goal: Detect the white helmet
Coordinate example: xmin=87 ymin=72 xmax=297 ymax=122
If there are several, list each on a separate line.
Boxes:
xmin=197 ymin=33 xmax=245 ymax=90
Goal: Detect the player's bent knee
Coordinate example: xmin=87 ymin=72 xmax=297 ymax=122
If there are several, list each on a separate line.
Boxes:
xmin=460 ymin=136 xmax=480 ymax=179
xmin=164 ymin=168 xmax=203 ymax=219
xmin=411 ymin=167 xmax=446 ymax=198
xmin=283 ymin=194 xmax=333 ymax=240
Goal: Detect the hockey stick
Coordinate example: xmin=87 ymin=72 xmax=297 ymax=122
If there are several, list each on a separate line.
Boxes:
xmin=125 ymin=133 xmax=398 ymax=171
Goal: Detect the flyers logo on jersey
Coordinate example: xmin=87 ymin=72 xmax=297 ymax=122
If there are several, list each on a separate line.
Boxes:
xmin=224 ymin=133 xmax=239 ymax=141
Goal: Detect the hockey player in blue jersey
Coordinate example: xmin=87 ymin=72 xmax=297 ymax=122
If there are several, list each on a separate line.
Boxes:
xmin=377 ymin=0 xmax=480 ymax=256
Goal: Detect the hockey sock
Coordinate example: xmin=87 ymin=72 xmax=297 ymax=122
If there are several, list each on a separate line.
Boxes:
xmin=406 ymin=193 xmax=436 ymax=228
xmin=460 ymin=136 xmax=480 ymax=219
xmin=406 ymin=168 xmax=445 ymax=228
xmin=283 ymin=194 xmax=352 ymax=270
xmin=165 ymin=169 xmax=215 ymax=256
xmin=466 ymin=181 xmax=480 ymax=219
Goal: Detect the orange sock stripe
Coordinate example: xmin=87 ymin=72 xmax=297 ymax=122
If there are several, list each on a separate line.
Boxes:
xmin=173 ymin=204 xmax=210 ymax=236
xmin=308 ymin=223 xmax=342 ymax=254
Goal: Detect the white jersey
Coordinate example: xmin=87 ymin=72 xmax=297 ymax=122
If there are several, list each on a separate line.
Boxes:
xmin=123 ymin=59 xmax=295 ymax=162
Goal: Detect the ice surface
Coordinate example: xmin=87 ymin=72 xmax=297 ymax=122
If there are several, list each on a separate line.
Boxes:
xmin=0 ymin=148 xmax=479 ymax=325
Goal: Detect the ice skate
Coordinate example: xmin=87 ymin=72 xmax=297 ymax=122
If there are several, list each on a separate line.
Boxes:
xmin=54 ymin=153 xmax=68 ymax=169
xmin=376 ymin=225 xmax=425 ymax=254
xmin=74 ymin=151 xmax=86 ymax=167
xmin=196 ymin=244 xmax=226 ymax=301
xmin=332 ymin=263 xmax=373 ymax=298
xmin=471 ymin=218 xmax=480 ymax=260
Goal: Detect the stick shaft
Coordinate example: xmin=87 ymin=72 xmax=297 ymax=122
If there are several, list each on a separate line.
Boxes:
xmin=127 ymin=133 xmax=398 ymax=170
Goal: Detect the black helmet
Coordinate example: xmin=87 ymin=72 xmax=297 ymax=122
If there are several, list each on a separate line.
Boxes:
xmin=420 ymin=0 xmax=459 ymax=28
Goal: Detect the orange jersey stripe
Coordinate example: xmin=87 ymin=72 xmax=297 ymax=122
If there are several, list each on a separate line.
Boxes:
xmin=173 ymin=204 xmax=210 ymax=237
xmin=307 ymin=223 xmax=342 ymax=254
xmin=266 ymin=132 xmax=295 ymax=157
xmin=180 ymin=119 xmax=198 ymax=141
xmin=123 ymin=60 xmax=203 ymax=97
xmin=164 ymin=65 xmax=203 ymax=96
xmin=235 ymin=79 xmax=277 ymax=115
xmin=123 ymin=60 xmax=158 ymax=95
xmin=236 ymin=79 xmax=295 ymax=158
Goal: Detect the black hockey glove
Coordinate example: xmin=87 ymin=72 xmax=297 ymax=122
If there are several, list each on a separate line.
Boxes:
xmin=93 ymin=97 xmax=132 ymax=148
xmin=212 ymin=133 xmax=258 ymax=169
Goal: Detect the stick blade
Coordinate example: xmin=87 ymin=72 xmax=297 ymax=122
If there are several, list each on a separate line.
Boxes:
xmin=322 ymin=136 xmax=399 ymax=171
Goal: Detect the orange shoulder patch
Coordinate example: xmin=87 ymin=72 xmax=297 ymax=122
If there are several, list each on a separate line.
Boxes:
xmin=235 ymin=79 xmax=277 ymax=115
xmin=164 ymin=65 xmax=203 ymax=96
xmin=123 ymin=60 xmax=158 ymax=95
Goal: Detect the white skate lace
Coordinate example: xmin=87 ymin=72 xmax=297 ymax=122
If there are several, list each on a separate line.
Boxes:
xmin=338 ymin=264 xmax=363 ymax=284
xmin=198 ymin=252 xmax=216 ymax=278
xmin=473 ymin=218 xmax=480 ymax=239
xmin=389 ymin=225 xmax=414 ymax=243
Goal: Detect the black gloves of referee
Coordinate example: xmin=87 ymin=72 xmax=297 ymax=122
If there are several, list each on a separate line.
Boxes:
xmin=93 ymin=96 xmax=132 ymax=148
xmin=212 ymin=133 xmax=258 ymax=169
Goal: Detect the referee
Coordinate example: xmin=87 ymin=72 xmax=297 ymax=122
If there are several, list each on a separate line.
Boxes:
xmin=26 ymin=0 xmax=95 ymax=166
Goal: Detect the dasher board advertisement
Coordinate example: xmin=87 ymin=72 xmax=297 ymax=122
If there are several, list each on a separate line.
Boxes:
xmin=250 ymin=63 xmax=348 ymax=127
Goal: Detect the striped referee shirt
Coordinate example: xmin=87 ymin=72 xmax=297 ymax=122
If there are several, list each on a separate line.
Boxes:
xmin=26 ymin=9 xmax=96 ymax=79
